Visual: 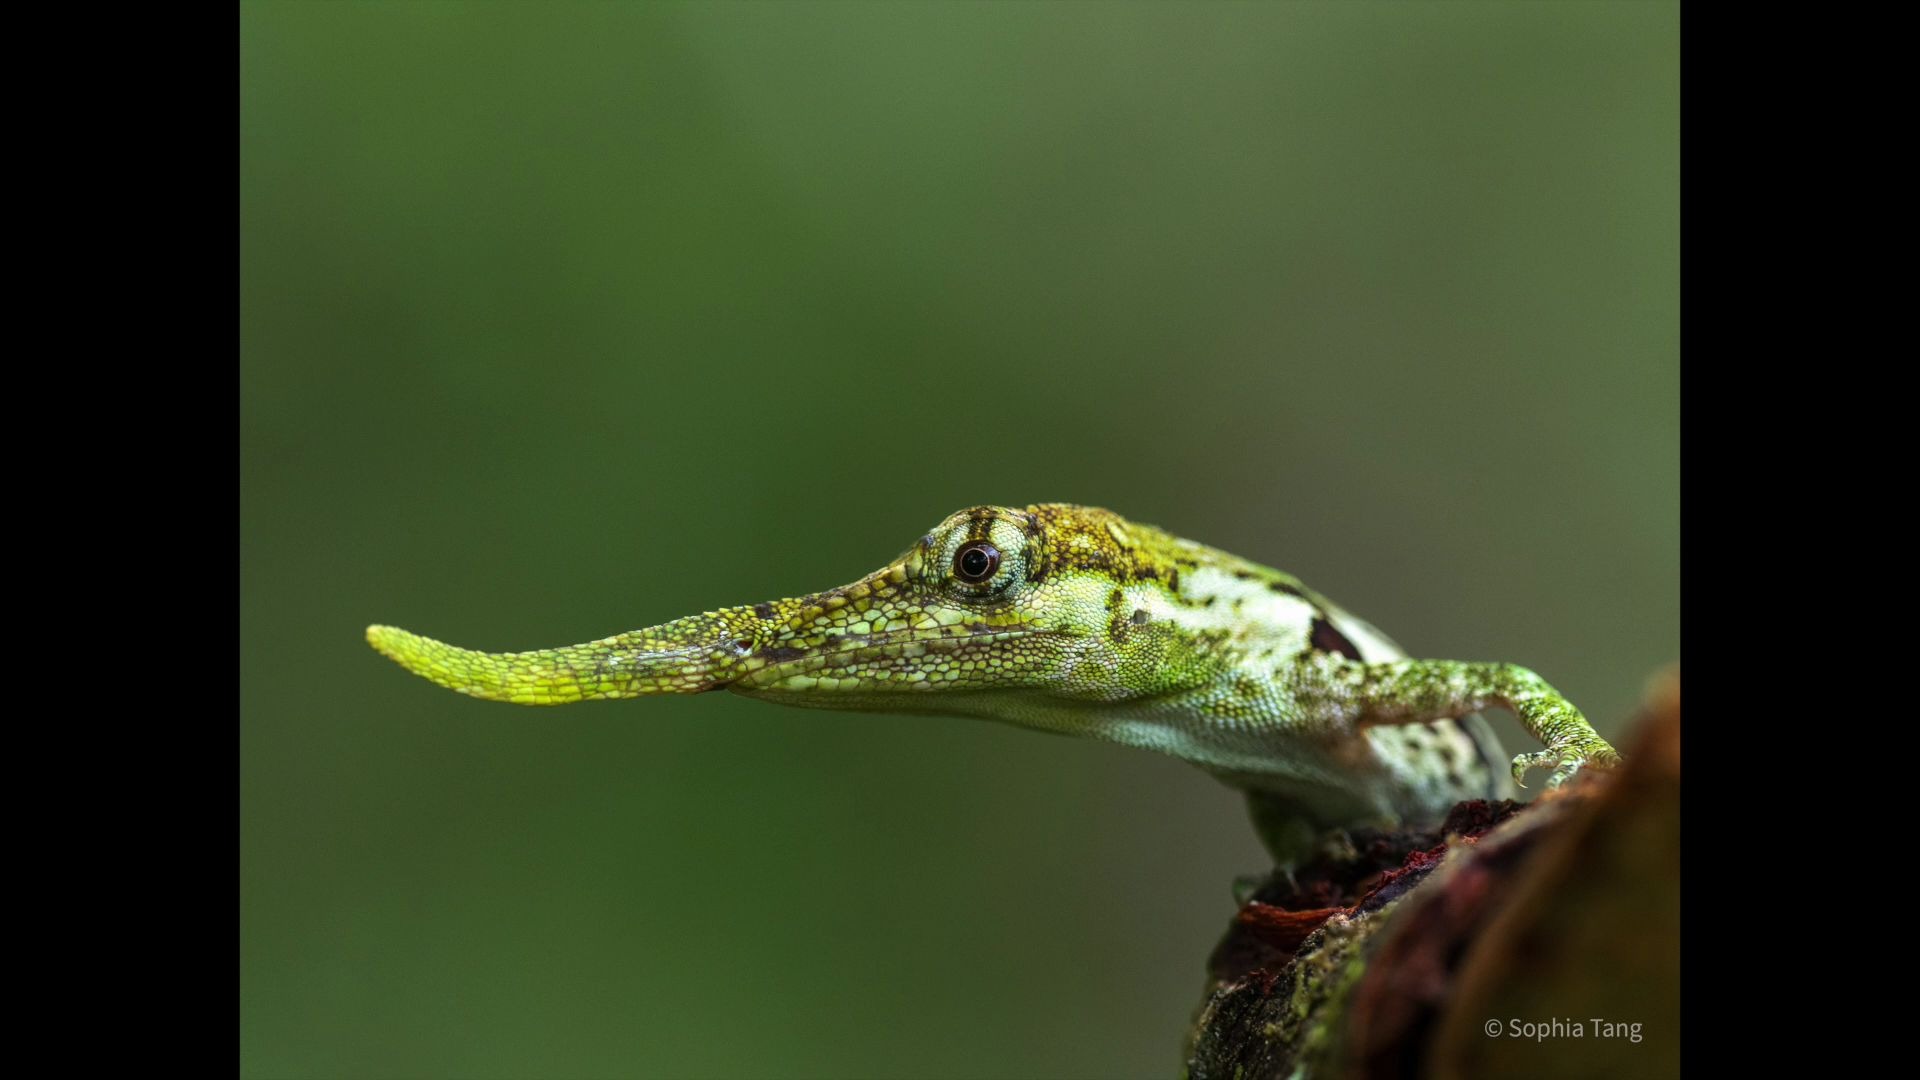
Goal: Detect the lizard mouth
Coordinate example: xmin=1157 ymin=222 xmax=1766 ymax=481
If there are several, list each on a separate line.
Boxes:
xmin=732 ymin=624 xmax=1048 ymax=693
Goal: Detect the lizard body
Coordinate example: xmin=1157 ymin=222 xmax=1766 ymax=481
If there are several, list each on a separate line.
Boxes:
xmin=368 ymin=504 xmax=1619 ymax=865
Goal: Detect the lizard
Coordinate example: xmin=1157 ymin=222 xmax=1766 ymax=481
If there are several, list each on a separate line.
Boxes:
xmin=366 ymin=503 xmax=1621 ymax=868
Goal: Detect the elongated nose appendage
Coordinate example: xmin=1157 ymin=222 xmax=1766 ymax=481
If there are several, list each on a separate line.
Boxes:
xmin=365 ymin=615 xmax=761 ymax=705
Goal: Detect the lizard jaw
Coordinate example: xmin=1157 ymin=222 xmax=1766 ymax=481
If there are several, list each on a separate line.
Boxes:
xmin=730 ymin=625 xmax=1048 ymax=695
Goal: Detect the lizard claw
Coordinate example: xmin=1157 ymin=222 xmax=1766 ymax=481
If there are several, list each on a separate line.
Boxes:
xmin=1232 ymin=874 xmax=1269 ymax=906
xmin=1510 ymin=739 xmax=1623 ymax=789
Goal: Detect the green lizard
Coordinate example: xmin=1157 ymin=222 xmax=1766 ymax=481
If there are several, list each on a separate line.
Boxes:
xmin=367 ymin=504 xmax=1619 ymax=867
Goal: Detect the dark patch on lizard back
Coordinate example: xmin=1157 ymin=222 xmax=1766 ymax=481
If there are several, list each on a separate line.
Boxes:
xmin=1309 ymin=616 xmax=1364 ymax=660
xmin=1269 ymin=580 xmax=1312 ymax=600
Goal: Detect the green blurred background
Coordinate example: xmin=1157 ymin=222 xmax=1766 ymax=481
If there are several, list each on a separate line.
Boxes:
xmin=241 ymin=3 xmax=1676 ymax=1077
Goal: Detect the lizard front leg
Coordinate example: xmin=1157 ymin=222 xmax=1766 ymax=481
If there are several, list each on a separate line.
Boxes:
xmin=1298 ymin=657 xmax=1622 ymax=789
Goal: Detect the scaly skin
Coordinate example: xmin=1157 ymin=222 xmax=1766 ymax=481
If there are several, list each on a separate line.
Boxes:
xmin=367 ymin=504 xmax=1620 ymax=866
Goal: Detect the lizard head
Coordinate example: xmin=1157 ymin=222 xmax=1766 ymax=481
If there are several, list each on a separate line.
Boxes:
xmin=367 ymin=504 xmax=1235 ymax=728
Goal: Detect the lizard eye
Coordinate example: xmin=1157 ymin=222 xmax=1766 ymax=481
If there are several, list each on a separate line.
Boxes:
xmin=953 ymin=541 xmax=1001 ymax=584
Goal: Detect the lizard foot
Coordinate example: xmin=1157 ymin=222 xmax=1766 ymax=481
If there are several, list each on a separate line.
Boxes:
xmin=1510 ymin=737 xmax=1623 ymax=790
